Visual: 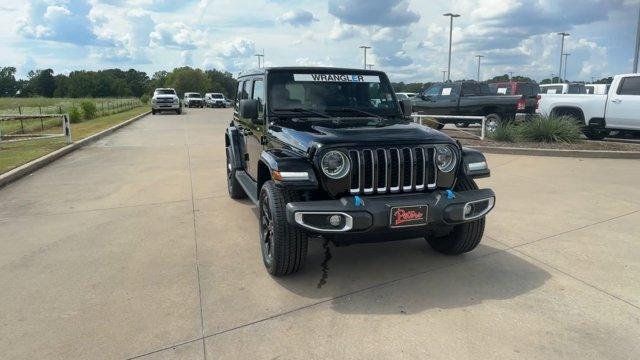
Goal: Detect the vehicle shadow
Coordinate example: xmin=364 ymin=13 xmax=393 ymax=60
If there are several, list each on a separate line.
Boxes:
xmin=274 ymin=238 xmax=551 ymax=315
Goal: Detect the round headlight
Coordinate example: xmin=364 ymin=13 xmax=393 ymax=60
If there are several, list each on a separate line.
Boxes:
xmin=436 ymin=145 xmax=457 ymax=172
xmin=321 ymin=151 xmax=350 ymax=179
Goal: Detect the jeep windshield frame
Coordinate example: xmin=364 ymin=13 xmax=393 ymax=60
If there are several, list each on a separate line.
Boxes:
xmin=266 ymin=69 xmax=402 ymax=121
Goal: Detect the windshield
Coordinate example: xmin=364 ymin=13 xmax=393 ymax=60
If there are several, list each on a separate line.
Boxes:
xmin=212 ymin=94 xmax=223 ymax=98
xmin=155 ymin=89 xmax=175 ymax=95
xmin=188 ymin=93 xmax=202 ymax=98
xmin=267 ymin=71 xmax=400 ymax=117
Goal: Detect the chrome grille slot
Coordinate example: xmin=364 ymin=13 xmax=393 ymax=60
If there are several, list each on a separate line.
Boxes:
xmin=389 ymin=148 xmax=400 ymax=192
xmin=401 ymin=148 xmax=413 ymax=191
xmin=415 ymin=147 xmax=425 ymax=190
xmin=427 ymin=147 xmax=437 ymax=189
xmin=347 ymin=145 xmax=437 ymax=195
xmin=349 ymin=150 xmax=360 ymax=194
xmin=362 ymin=149 xmax=374 ymax=194
xmin=376 ymin=149 xmax=387 ymax=192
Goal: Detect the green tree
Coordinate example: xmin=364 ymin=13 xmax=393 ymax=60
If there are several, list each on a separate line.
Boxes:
xmin=205 ymin=69 xmax=237 ymax=98
xmin=164 ymin=67 xmax=209 ymax=96
xmin=0 ymin=66 xmax=18 ymax=96
xmin=27 ymin=68 xmax=56 ymax=97
xmin=540 ymin=76 xmax=562 ymax=84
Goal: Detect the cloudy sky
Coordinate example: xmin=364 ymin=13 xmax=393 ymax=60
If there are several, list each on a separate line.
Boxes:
xmin=1 ymin=0 xmax=639 ymax=82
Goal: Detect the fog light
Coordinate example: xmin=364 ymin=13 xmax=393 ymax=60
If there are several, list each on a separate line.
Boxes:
xmin=328 ymin=215 xmax=342 ymax=227
xmin=464 ymin=203 xmax=473 ymax=217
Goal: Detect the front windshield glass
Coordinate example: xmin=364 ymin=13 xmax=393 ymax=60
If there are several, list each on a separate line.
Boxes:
xmin=155 ymin=89 xmax=175 ymax=95
xmin=188 ymin=93 xmax=202 ymax=98
xmin=267 ymin=71 xmax=399 ymax=117
xmin=212 ymin=94 xmax=223 ymax=98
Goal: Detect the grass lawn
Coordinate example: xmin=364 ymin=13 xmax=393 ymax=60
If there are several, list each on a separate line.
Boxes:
xmin=0 ymin=106 xmax=149 ymax=174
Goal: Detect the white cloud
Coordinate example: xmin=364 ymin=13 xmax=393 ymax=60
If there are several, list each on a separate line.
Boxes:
xmin=329 ymin=20 xmax=361 ymax=41
xmin=203 ymin=38 xmax=256 ymax=72
xmin=44 ymin=5 xmax=71 ymax=19
xmin=149 ymin=22 xmax=205 ymax=50
xmin=278 ymin=9 xmax=318 ymax=27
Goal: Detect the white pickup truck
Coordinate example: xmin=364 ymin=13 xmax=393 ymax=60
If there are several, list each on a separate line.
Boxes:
xmin=151 ymin=88 xmax=181 ymax=115
xmin=537 ymin=73 xmax=640 ymax=139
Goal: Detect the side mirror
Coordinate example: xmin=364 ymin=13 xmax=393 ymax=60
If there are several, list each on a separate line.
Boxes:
xmin=421 ymin=94 xmax=433 ymax=102
xmin=399 ymin=99 xmax=412 ymax=116
xmin=239 ymin=99 xmax=259 ymax=119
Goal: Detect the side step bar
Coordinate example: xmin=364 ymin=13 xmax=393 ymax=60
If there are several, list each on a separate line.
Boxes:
xmin=235 ymin=170 xmax=259 ymax=205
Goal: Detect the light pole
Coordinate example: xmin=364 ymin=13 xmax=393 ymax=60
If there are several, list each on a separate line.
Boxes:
xmin=442 ymin=70 xmax=447 ymax=82
xmin=508 ymin=71 xmax=514 ymax=80
xmin=359 ymin=45 xmax=371 ymax=70
xmin=443 ymin=13 xmax=460 ymax=81
xmin=475 ymin=55 xmax=484 ymax=82
xmin=563 ymin=53 xmax=571 ymax=81
xmin=254 ymin=53 xmax=264 ymax=68
xmin=634 ymin=4 xmax=640 ymax=73
xmin=557 ymin=32 xmax=570 ymax=83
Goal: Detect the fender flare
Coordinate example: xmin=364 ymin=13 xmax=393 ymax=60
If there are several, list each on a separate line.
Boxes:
xmin=259 ymin=150 xmax=319 ymax=190
xmin=225 ymin=125 xmax=243 ymax=170
xmin=461 ymin=147 xmax=490 ymax=179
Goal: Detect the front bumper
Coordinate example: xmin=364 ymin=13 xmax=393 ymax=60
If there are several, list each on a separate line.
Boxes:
xmin=286 ymin=189 xmax=495 ymax=237
xmin=152 ymin=103 xmax=180 ymax=110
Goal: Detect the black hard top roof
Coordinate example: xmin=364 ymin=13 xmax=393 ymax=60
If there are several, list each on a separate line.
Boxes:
xmin=238 ymin=66 xmax=386 ymax=78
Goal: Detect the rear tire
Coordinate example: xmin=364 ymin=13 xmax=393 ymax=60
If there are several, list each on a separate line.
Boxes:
xmin=427 ymin=176 xmax=485 ymax=255
xmin=259 ymin=181 xmax=308 ymax=276
xmin=485 ymin=113 xmax=502 ymax=133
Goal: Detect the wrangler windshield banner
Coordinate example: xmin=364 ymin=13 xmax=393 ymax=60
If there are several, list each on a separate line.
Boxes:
xmin=293 ymin=74 xmax=381 ymax=83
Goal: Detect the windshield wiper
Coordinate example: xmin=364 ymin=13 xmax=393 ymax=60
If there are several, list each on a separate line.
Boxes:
xmin=330 ymin=107 xmax=384 ymax=120
xmin=272 ymin=108 xmax=331 ymax=118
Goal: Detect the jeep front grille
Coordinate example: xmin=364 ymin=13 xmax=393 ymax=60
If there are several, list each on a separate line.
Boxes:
xmin=348 ymin=146 xmax=437 ymax=195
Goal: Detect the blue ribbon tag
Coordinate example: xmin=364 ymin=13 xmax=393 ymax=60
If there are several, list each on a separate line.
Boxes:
xmin=445 ymin=190 xmax=456 ymax=199
xmin=354 ymin=196 xmax=365 ymax=207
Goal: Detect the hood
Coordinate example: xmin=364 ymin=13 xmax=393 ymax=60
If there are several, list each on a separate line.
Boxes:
xmin=268 ymin=121 xmax=455 ymax=154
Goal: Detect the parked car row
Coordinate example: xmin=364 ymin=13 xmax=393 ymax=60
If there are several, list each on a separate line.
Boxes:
xmin=151 ymin=88 xmax=232 ymax=114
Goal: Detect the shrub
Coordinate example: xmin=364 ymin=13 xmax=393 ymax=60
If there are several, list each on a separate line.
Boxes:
xmin=80 ymin=100 xmax=98 ymax=120
xmin=489 ymin=123 xmax=519 ymax=142
xmin=519 ymin=115 xmax=582 ymax=143
xmin=68 ymin=107 xmax=82 ymax=123
xmin=140 ymin=94 xmax=150 ymax=104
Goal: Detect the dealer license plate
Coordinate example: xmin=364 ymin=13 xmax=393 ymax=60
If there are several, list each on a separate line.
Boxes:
xmin=389 ymin=205 xmax=428 ymax=228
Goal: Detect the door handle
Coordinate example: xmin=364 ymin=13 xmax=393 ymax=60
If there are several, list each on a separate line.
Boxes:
xmin=611 ymin=99 xmax=622 ymax=104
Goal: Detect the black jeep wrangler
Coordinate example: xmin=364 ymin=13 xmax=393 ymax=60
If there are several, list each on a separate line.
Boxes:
xmin=225 ymin=67 xmax=495 ymax=276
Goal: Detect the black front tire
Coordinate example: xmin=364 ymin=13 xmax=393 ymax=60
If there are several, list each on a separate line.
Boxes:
xmin=151 ymin=109 xmax=156 ymax=115
xmin=259 ymin=181 xmax=308 ymax=276
xmin=427 ymin=176 xmax=485 ymax=255
xmin=583 ymin=127 xmax=610 ymax=140
xmin=176 ymin=108 xmax=182 ymax=115
xmin=226 ymin=147 xmax=246 ymax=199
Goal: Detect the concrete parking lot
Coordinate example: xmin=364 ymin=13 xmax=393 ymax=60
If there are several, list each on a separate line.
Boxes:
xmin=1 ymin=108 xmax=639 ymax=359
